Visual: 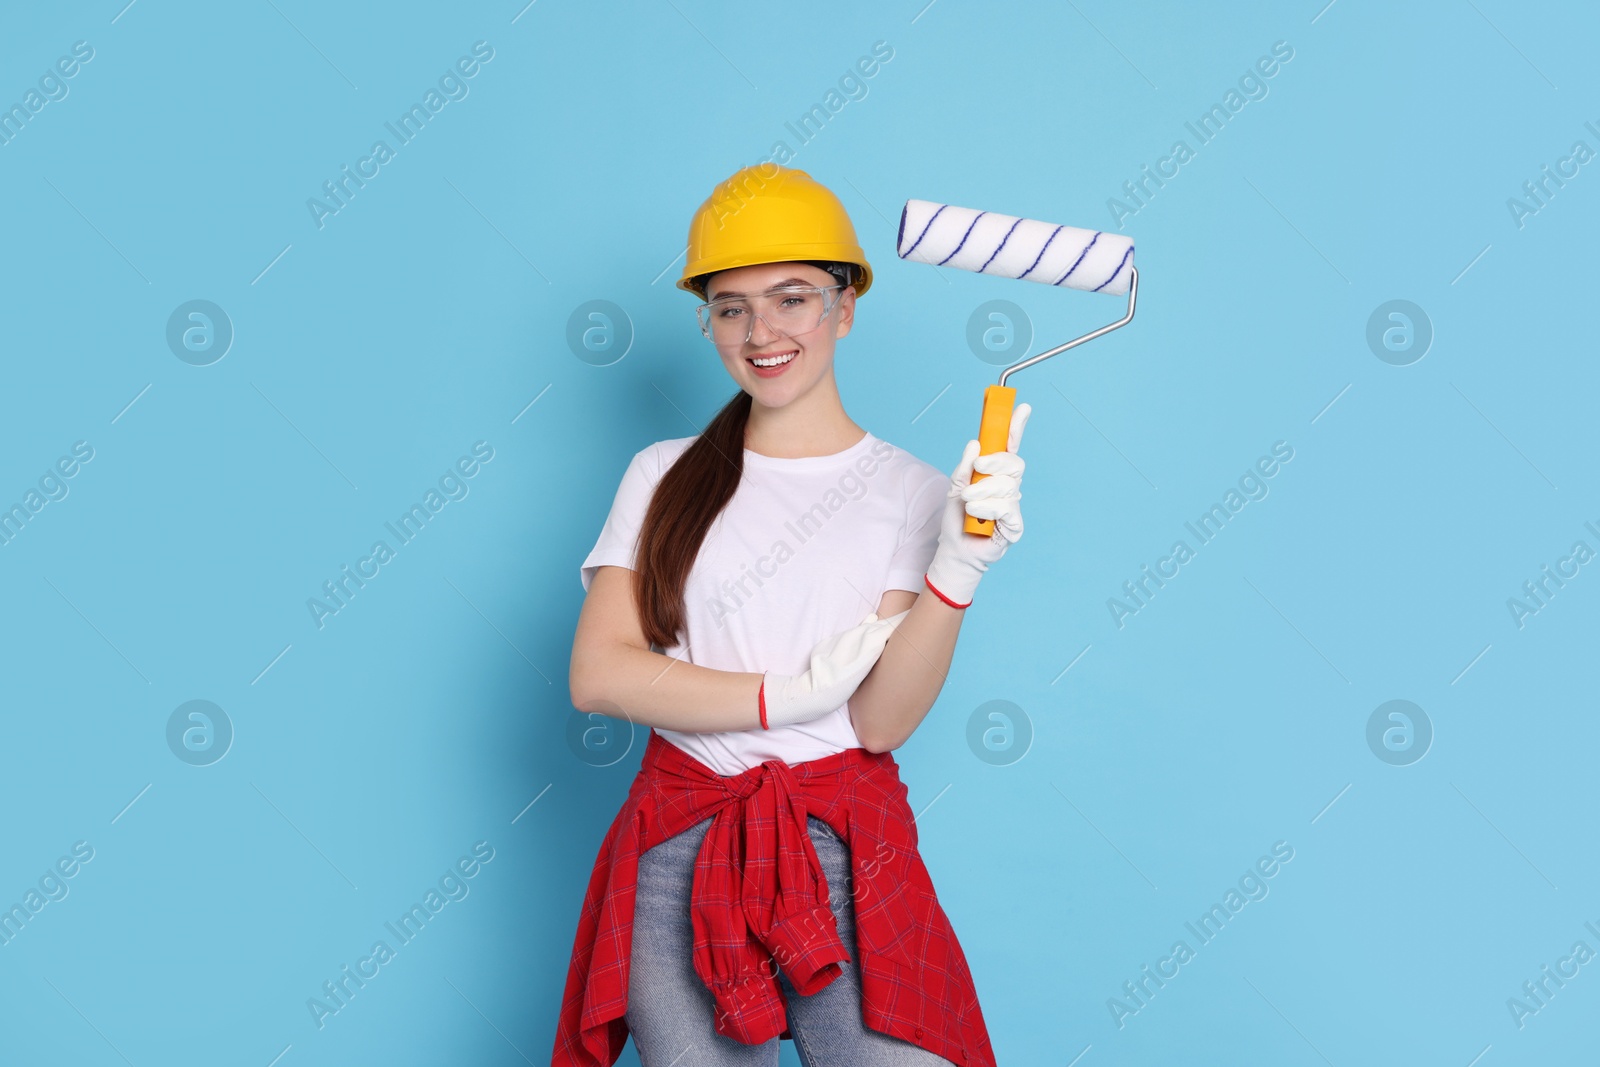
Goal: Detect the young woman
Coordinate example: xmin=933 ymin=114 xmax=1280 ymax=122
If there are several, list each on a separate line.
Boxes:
xmin=550 ymin=165 xmax=1030 ymax=1067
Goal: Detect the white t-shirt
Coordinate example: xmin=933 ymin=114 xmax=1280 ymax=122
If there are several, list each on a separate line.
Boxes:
xmin=579 ymin=429 xmax=948 ymax=776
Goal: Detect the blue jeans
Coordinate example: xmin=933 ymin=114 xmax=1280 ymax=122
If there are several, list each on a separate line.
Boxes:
xmin=625 ymin=814 xmax=955 ymax=1066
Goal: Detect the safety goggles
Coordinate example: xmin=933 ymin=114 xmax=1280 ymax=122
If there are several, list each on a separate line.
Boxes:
xmin=694 ymin=284 xmax=844 ymax=346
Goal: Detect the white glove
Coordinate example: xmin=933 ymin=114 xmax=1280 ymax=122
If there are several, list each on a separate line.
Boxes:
xmin=760 ymin=609 xmax=911 ymax=729
xmin=924 ymin=402 xmax=1031 ymax=608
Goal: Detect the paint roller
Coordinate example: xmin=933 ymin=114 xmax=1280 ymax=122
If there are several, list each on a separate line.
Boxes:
xmin=897 ymin=199 xmax=1139 ymax=535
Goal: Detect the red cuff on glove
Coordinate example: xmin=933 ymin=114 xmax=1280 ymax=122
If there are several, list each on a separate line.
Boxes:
xmin=924 ymin=573 xmax=972 ymax=609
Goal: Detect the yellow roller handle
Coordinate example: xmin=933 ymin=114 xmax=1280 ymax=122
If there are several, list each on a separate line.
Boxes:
xmin=965 ymin=384 xmax=1016 ymax=536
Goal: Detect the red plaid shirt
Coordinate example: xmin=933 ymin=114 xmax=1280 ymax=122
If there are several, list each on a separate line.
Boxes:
xmin=549 ymin=729 xmax=997 ymax=1067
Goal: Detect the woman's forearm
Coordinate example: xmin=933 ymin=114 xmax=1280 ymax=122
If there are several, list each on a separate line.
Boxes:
xmin=571 ymin=585 xmax=963 ymax=740
xmin=572 ymin=641 xmax=764 ymax=733
xmin=848 ymin=588 xmax=965 ymax=751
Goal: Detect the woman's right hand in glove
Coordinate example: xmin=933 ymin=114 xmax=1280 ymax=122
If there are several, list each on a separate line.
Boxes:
xmin=759 ymin=609 xmax=911 ymax=730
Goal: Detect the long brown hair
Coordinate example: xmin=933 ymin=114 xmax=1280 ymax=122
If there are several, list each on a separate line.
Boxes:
xmin=632 ymin=388 xmax=752 ymax=650
xmin=633 ymin=259 xmax=857 ymax=649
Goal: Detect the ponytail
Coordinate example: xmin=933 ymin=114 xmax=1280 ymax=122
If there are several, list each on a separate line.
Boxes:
xmin=632 ymin=389 xmax=752 ymax=650
xmin=634 ymin=258 xmax=855 ymax=648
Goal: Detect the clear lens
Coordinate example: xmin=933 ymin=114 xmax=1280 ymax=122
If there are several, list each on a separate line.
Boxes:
xmin=697 ymin=285 xmax=840 ymax=345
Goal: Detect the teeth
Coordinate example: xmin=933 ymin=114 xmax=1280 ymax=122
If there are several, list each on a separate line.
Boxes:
xmin=751 ymin=351 xmax=796 ymax=368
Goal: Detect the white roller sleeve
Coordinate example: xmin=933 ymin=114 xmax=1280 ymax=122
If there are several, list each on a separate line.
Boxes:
xmin=897 ymin=199 xmax=1134 ymax=296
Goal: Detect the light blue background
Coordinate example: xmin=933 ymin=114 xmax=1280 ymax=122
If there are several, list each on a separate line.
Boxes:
xmin=2 ymin=1 xmax=1595 ymax=1064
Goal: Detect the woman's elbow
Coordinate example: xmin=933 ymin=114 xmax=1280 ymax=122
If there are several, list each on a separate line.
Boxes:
xmin=854 ymin=723 xmax=907 ymax=754
xmin=569 ymin=673 xmax=594 ymax=712
xmin=569 ymin=651 xmax=606 ymax=711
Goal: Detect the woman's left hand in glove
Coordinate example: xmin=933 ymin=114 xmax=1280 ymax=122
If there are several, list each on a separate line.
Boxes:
xmin=923 ymin=402 xmax=1031 ymax=608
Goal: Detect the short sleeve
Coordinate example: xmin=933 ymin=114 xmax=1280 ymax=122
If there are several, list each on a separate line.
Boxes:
xmin=883 ymin=467 xmax=948 ymax=594
xmin=579 ymin=446 xmax=660 ymax=592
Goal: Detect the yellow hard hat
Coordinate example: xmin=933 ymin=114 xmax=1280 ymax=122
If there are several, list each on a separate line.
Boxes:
xmin=678 ymin=165 xmax=873 ymax=300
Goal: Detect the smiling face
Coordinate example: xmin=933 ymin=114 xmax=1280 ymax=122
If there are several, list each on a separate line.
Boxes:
xmin=702 ymin=261 xmax=856 ymax=410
